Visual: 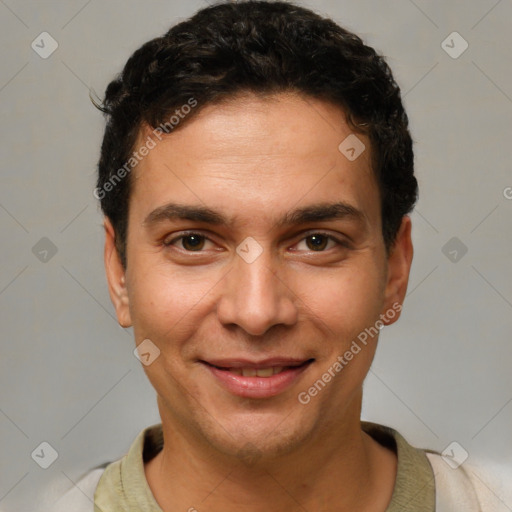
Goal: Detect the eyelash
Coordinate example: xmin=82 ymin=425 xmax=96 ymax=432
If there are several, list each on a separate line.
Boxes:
xmin=163 ymin=231 xmax=350 ymax=252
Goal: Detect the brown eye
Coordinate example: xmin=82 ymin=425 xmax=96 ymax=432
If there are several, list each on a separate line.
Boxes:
xmin=180 ymin=234 xmax=205 ymax=251
xmin=305 ymin=234 xmax=329 ymax=251
xmin=292 ymin=233 xmax=347 ymax=253
xmin=164 ymin=233 xmax=209 ymax=251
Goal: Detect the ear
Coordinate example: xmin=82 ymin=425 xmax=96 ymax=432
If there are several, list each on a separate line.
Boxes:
xmin=381 ymin=216 xmax=413 ymax=326
xmin=104 ymin=217 xmax=132 ymax=328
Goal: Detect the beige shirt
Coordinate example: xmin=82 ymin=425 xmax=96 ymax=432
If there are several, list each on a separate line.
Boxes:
xmin=93 ymin=421 xmax=436 ymax=511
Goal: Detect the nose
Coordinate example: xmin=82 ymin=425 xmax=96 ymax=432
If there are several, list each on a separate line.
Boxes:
xmin=216 ymin=246 xmax=298 ymax=336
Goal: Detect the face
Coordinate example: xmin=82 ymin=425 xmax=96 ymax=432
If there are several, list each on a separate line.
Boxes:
xmin=105 ymin=92 xmax=412 ymax=459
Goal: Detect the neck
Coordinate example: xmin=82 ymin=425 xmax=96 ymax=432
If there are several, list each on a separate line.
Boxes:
xmin=145 ymin=392 xmax=396 ymax=512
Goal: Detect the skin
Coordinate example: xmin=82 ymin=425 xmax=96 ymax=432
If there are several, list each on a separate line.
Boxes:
xmin=104 ymin=91 xmax=413 ymax=511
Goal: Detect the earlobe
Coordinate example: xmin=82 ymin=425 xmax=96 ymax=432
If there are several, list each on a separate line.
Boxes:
xmin=104 ymin=218 xmax=132 ymax=328
xmin=381 ymin=216 xmax=413 ymax=326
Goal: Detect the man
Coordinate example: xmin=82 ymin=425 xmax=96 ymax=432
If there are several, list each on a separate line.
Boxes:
xmin=55 ymin=1 xmax=496 ymax=510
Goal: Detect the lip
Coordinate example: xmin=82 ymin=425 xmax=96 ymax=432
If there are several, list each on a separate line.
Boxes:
xmin=203 ymin=357 xmax=310 ymax=369
xmin=201 ymin=358 xmax=314 ymax=399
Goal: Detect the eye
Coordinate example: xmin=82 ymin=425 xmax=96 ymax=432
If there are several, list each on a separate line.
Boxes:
xmin=163 ymin=232 xmax=214 ymax=251
xmin=293 ymin=233 xmax=347 ymax=252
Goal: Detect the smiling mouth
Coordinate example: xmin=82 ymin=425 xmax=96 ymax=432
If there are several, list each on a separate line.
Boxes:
xmin=200 ymin=358 xmax=314 ymax=398
xmin=224 ymin=367 xmax=288 ymax=377
xmin=205 ymin=359 xmax=313 ymax=377
xmin=201 ymin=359 xmax=314 ymax=377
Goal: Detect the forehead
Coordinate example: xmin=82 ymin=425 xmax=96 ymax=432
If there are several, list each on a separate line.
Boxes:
xmin=130 ymin=92 xmax=380 ymax=232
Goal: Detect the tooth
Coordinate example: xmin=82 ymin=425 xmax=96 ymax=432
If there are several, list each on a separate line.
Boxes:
xmin=255 ymin=367 xmax=274 ymax=377
xmin=233 ymin=367 xmax=286 ymax=377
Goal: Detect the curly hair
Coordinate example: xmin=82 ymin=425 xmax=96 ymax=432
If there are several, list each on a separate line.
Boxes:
xmin=95 ymin=0 xmax=417 ymax=268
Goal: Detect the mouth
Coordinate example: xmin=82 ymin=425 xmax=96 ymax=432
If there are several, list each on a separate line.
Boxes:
xmin=200 ymin=358 xmax=314 ymax=398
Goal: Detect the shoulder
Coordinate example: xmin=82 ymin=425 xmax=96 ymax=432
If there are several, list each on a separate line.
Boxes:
xmin=51 ymin=424 xmax=161 ymax=511
xmin=426 ymin=451 xmax=512 ymax=511
xmin=52 ymin=465 xmax=107 ymax=512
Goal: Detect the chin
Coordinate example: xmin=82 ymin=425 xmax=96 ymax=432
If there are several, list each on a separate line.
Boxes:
xmin=198 ymin=407 xmax=317 ymax=462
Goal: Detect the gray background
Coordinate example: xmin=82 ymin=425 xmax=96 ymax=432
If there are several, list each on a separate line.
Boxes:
xmin=1 ymin=0 xmax=511 ymax=510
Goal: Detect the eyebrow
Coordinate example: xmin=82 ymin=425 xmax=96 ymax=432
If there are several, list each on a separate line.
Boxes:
xmin=143 ymin=201 xmax=366 ymax=229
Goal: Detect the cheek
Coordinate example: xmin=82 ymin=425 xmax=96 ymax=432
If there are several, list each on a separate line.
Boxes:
xmin=296 ymin=265 xmax=385 ymax=407
xmin=126 ymin=264 xmax=217 ymax=343
xmin=301 ymin=260 xmax=385 ymax=336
